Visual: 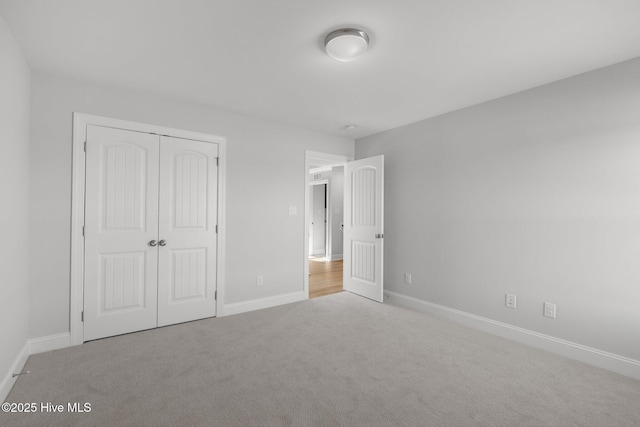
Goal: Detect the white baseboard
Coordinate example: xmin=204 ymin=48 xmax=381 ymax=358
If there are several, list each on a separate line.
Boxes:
xmin=1 ymin=332 xmax=72 ymax=403
xmin=223 ymin=291 xmax=306 ymax=316
xmin=29 ymin=332 xmax=71 ymax=355
xmin=0 ymin=342 xmax=29 ymax=403
xmin=385 ymin=291 xmax=640 ymax=380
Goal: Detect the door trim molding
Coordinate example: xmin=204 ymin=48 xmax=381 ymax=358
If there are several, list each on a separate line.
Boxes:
xmin=304 ymin=151 xmax=351 ymax=299
xmin=70 ymin=113 xmax=227 ymax=345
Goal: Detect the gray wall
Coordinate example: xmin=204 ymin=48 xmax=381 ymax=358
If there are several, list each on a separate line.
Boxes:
xmin=0 ymin=15 xmax=30 ymax=388
xmin=356 ymin=58 xmax=640 ymax=361
xmin=29 ymin=71 xmax=354 ymax=339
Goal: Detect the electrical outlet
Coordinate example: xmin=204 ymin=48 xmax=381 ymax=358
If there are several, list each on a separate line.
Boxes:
xmin=505 ymin=294 xmax=517 ymax=309
xmin=257 ymin=275 xmax=264 ymax=286
xmin=543 ymin=302 xmax=557 ymax=319
xmin=404 ymin=273 xmax=412 ymax=284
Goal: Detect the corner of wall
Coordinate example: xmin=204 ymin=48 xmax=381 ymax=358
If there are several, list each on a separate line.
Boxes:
xmin=0 ymin=11 xmax=32 ymax=405
xmin=0 ymin=343 xmax=29 ymax=403
xmin=0 ymin=333 xmax=72 ymax=402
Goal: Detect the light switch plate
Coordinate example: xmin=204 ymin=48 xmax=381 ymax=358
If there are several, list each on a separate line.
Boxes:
xmin=505 ymin=294 xmax=517 ymax=309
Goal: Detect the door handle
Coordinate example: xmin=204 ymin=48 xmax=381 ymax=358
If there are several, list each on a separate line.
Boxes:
xmin=158 ymin=240 xmax=167 ymax=246
xmin=375 ymin=233 xmax=384 ymax=239
xmin=149 ymin=240 xmax=157 ymax=247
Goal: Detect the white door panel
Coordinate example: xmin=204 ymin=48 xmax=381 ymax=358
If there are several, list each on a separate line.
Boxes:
xmin=343 ymin=155 xmax=384 ymax=302
xmin=157 ymin=136 xmax=218 ymax=326
xmin=84 ymin=125 xmax=159 ymax=341
xmin=84 ymin=127 xmax=219 ymax=340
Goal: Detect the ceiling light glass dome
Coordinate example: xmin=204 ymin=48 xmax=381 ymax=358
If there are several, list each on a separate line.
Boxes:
xmin=324 ymin=28 xmax=370 ymax=62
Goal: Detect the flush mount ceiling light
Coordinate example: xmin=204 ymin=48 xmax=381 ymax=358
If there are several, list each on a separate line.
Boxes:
xmin=324 ymin=28 xmax=370 ymax=62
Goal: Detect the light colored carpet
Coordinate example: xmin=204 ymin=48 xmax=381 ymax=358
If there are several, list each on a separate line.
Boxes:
xmin=2 ymin=292 xmax=639 ymax=426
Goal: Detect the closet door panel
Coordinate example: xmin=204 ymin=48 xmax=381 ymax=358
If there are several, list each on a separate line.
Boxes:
xmin=157 ymin=136 xmax=218 ymax=326
xmin=84 ymin=125 xmax=159 ymax=341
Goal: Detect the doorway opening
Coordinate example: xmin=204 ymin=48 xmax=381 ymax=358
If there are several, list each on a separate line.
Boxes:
xmin=309 ymin=181 xmax=328 ymax=259
xmin=304 ymin=152 xmax=351 ymax=299
xmin=309 ymin=174 xmax=342 ymax=299
xmin=305 ymin=151 xmax=385 ymax=302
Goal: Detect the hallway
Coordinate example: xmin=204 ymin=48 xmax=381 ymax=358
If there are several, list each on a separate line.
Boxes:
xmin=309 ymin=259 xmax=343 ymax=299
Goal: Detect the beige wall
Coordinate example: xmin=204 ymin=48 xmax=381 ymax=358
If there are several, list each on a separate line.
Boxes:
xmin=357 ymin=58 xmax=640 ymax=361
xmin=29 ymin=71 xmax=354 ymax=338
xmin=0 ymin=14 xmax=30 ymax=395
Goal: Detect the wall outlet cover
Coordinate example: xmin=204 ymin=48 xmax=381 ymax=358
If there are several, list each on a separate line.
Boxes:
xmin=544 ymin=302 xmax=557 ymax=319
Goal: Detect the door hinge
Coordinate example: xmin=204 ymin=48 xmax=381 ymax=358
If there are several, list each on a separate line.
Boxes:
xmin=84 ymin=140 xmax=87 ymax=152
xmin=215 ymin=290 xmax=217 ymax=301
xmin=82 ymin=226 xmax=85 ymax=237
xmin=81 ymin=311 xmax=84 ymax=322
xmin=215 ymin=224 xmax=218 ymax=234
xmin=216 ymin=157 xmax=219 ymax=167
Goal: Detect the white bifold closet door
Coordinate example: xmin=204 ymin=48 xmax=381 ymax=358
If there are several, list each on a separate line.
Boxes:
xmin=83 ymin=125 xmax=218 ymax=341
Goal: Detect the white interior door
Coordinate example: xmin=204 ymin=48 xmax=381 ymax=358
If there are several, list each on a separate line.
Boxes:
xmin=343 ymin=155 xmax=384 ymax=302
xmin=84 ymin=126 xmax=219 ymax=340
xmin=84 ymin=125 xmax=160 ymax=341
xmin=311 ymin=184 xmax=327 ymax=256
xmin=157 ymin=136 xmax=219 ymax=327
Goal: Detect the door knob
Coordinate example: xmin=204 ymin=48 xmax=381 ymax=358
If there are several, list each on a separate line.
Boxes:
xmin=149 ymin=240 xmax=157 ymax=247
xmin=158 ymin=240 xmax=167 ymax=246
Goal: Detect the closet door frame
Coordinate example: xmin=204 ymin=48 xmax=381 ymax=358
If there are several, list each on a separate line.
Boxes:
xmin=70 ymin=113 xmax=227 ymax=346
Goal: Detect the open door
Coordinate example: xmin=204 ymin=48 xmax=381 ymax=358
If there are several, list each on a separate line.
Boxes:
xmin=343 ymin=155 xmax=384 ymax=302
xmin=310 ymin=183 xmax=328 ymax=257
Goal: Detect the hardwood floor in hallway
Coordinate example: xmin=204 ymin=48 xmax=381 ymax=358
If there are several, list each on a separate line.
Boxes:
xmin=309 ymin=259 xmax=343 ymax=299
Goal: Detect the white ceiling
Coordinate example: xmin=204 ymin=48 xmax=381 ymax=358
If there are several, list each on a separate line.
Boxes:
xmin=2 ymin=0 xmax=640 ymax=139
